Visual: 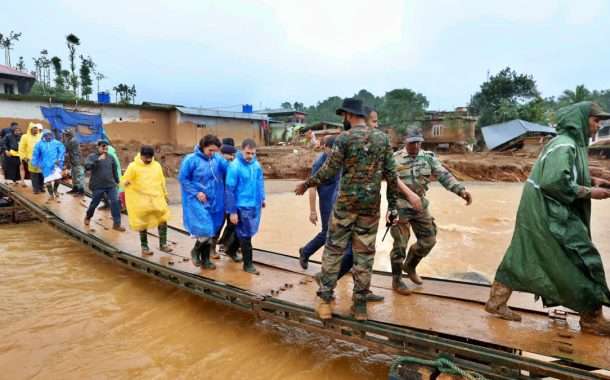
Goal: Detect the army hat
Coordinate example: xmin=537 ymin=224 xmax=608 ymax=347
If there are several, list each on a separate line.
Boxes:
xmin=405 ymin=128 xmax=424 ymax=143
xmin=590 ymin=102 xmax=610 ymax=120
xmin=336 ymin=98 xmax=367 ymax=117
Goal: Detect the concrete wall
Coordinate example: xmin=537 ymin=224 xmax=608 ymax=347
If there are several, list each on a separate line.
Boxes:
xmin=0 ymin=78 xmax=19 ymax=95
xmin=0 ymin=98 xmax=265 ymax=149
xmin=175 ymin=112 xmax=264 ymax=149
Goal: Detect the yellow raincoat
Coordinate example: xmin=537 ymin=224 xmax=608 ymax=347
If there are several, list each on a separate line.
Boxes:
xmin=18 ymin=123 xmax=43 ymax=173
xmin=120 ymin=154 xmax=170 ymax=230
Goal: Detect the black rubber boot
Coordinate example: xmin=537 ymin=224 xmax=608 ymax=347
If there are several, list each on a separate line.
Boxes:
xmin=201 ymin=241 xmax=216 ymax=270
xmin=392 ymin=262 xmax=412 ymax=295
xmin=403 ymin=251 xmax=424 ymax=285
xmin=241 ymin=239 xmax=259 ymax=275
xmin=225 ymin=237 xmax=242 ymax=262
xmin=191 ymin=241 xmax=202 ymax=267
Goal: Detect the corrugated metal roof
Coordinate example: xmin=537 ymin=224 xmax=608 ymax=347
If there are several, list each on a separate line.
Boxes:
xmin=481 ymin=119 xmax=556 ymax=150
xmin=0 ymin=64 xmax=35 ymax=79
xmin=177 ymin=107 xmax=268 ymax=121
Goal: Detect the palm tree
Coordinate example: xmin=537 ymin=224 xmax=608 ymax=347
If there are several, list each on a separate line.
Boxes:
xmin=95 ymin=72 xmax=106 ymax=94
xmin=559 ymin=85 xmax=592 ymax=105
xmin=0 ymin=31 xmax=22 ymax=66
xmin=66 ymin=34 xmax=81 ymax=95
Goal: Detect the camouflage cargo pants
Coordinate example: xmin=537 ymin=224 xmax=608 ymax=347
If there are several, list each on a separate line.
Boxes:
xmin=71 ymin=164 xmax=85 ymax=190
xmin=318 ymin=208 xmax=380 ymax=302
xmin=389 ymin=206 xmax=437 ymax=265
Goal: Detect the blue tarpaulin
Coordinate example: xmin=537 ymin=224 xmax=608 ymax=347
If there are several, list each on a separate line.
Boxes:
xmin=40 ymin=106 xmax=108 ymax=144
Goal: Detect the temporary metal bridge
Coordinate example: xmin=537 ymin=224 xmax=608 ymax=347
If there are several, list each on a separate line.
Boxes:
xmin=1 ymin=181 xmax=609 ymax=380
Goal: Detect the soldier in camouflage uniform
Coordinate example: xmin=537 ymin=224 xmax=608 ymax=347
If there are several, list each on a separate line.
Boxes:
xmin=295 ymin=98 xmax=399 ymax=321
xmin=390 ymin=129 xmax=472 ymax=288
xmin=62 ymin=130 xmax=85 ymax=196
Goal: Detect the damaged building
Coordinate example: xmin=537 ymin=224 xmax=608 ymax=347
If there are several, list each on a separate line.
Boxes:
xmin=481 ymin=119 xmax=556 ymax=154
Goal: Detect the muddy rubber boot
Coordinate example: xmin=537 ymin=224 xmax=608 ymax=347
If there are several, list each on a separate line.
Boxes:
xmin=351 ymin=296 xmax=368 ymax=321
xmin=403 ymin=251 xmax=424 ymax=285
xmin=200 ymin=241 xmax=216 ymax=270
xmin=391 ymin=263 xmax=412 ymax=296
xmin=485 ymin=281 xmax=522 ymax=322
xmin=579 ymin=308 xmax=610 ymax=336
xmin=241 ymin=239 xmax=259 ymax=275
xmin=316 ymin=297 xmax=333 ymax=320
xmin=190 ymin=241 xmax=202 ymax=266
xmin=366 ymin=292 xmax=385 ymax=302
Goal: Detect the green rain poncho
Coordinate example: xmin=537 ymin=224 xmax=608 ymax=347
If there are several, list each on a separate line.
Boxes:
xmin=495 ymin=101 xmax=610 ymax=313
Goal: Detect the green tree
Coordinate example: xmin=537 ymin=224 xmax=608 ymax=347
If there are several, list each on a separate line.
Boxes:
xmin=558 ymin=84 xmax=593 ymax=106
xmin=379 ymin=88 xmax=429 ymax=134
xmin=66 ymin=33 xmax=81 ymax=95
xmin=16 ymin=56 xmax=26 ymax=71
xmin=469 ymin=67 xmax=543 ymax=127
xmin=95 ymin=72 xmax=106 ymax=93
xmin=293 ymin=101 xmax=304 ymax=111
xmin=354 ymin=89 xmax=383 ymax=110
xmin=305 ymin=96 xmax=344 ymax=124
xmin=79 ymin=55 xmax=94 ymax=100
xmin=281 ymin=101 xmax=292 ymax=109
xmin=0 ymin=31 xmax=22 ymax=66
xmin=51 ymin=56 xmax=65 ymax=90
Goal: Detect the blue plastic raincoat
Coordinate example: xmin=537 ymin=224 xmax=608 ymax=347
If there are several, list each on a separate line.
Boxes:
xmin=225 ymin=152 xmax=265 ymax=238
xmin=31 ymin=130 xmax=65 ymax=178
xmin=178 ymin=146 xmax=228 ymax=238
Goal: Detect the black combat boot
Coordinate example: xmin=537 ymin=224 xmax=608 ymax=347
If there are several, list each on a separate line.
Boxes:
xmin=351 ymin=295 xmax=368 ymax=321
xmin=403 ymin=251 xmax=424 ymax=285
xmin=392 ymin=262 xmax=412 ymax=295
xmin=240 ymin=239 xmax=259 ymax=274
xmin=191 ymin=241 xmax=202 ymax=267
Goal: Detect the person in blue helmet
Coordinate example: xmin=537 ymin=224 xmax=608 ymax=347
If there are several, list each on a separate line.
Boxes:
xmin=178 ymin=134 xmax=231 ymax=269
xmin=225 ymin=138 xmax=265 ymax=274
xmin=31 ymin=130 xmax=65 ymax=203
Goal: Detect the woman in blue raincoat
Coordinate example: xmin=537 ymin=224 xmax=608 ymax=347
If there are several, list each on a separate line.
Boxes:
xmin=178 ymin=135 xmax=228 ymax=269
xmin=32 ymin=130 xmax=65 ymax=202
xmin=225 ymin=139 xmax=265 ymax=274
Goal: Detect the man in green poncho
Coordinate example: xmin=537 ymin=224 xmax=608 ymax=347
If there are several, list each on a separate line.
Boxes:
xmin=486 ymin=101 xmax=610 ymax=336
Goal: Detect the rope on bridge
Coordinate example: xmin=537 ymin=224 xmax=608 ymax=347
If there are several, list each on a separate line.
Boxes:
xmin=388 ymin=354 xmax=489 ymax=380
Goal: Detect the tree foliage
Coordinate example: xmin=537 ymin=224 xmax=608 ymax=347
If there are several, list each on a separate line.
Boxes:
xmin=469 ymin=67 xmax=544 ymax=127
xmin=66 ymin=33 xmax=81 ymax=95
xmin=79 ymin=55 xmax=95 ymax=100
xmin=0 ymin=31 xmax=22 ymax=66
xmin=113 ymin=83 xmax=137 ymax=104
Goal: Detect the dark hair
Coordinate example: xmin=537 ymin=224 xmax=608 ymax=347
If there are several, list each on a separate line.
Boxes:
xmin=241 ymin=138 xmax=257 ymax=149
xmin=140 ymin=145 xmax=155 ymax=157
xmin=10 ymin=122 xmax=18 ymax=128
xmin=323 ymin=135 xmax=336 ymax=148
xmin=200 ymin=134 xmax=221 ymax=149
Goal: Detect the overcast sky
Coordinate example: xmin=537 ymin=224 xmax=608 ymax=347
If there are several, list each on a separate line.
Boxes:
xmin=4 ymin=0 xmax=610 ymax=111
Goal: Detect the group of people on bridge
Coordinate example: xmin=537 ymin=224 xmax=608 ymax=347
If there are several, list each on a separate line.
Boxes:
xmin=2 ymin=98 xmax=610 ymax=335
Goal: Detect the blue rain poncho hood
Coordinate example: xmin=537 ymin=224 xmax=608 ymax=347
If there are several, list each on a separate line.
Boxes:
xmin=31 ymin=130 xmax=65 ymax=178
xmin=178 ymin=145 xmax=228 ymax=238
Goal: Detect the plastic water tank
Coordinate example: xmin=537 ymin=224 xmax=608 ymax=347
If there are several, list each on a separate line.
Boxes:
xmin=97 ymin=92 xmax=111 ymax=104
xmin=242 ymin=104 xmax=253 ymax=113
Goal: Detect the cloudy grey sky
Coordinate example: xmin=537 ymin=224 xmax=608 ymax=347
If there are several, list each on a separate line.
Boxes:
xmin=4 ymin=0 xmax=610 ymax=110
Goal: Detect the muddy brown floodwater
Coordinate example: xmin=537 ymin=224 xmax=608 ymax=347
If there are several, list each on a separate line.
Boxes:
xmin=2 ymin=181 xmax=609 ymax=379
